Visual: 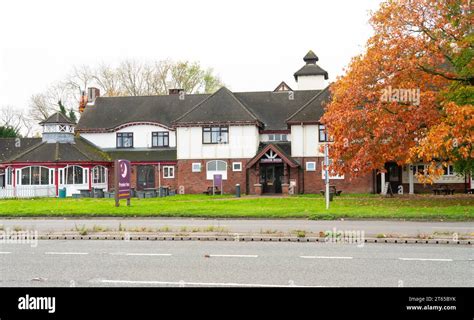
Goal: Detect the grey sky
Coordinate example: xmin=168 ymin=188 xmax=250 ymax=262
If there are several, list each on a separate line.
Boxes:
xmin=0 ymin=0 xmax=382 ymax=111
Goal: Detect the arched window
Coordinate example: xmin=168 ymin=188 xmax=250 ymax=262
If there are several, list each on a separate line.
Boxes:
xmin=19 ymin=166 xmax=50 ymax=185
xmin=206 ymin=160 xmax=227 ymax=180
xmin=65 ymin=166 xmax=85 ymax=185
xmin=92 ymin=166 xmax=107 ymax=184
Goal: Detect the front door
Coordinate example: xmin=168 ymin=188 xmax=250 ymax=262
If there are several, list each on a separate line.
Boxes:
xmin=137 ymin=165 xmax=155 ymax=191
xmin=260 ymin=165 xmax=283 ymax=193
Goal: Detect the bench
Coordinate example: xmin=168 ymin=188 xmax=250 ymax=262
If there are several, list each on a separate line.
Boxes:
xmin=432 ymin=185 xmax=455 ymax=195
xmin=203 ymin=186 xmax=221 ymax=195
xmin=320 ymin=186 xmax=343 ymax=196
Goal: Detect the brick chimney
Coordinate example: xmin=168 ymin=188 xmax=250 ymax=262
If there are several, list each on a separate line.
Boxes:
xmin=168 ymin=88 xmax=184 ymax=95
xmin=87 ymin=87 xmax=100 ymax=104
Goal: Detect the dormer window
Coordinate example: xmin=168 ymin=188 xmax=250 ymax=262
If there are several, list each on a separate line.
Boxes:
xmin=117 ymin=132 xmax=133 ymax=148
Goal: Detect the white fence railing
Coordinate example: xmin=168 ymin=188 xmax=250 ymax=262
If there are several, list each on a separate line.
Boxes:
xmin=0 ymin=186 xmax=56 ymax=199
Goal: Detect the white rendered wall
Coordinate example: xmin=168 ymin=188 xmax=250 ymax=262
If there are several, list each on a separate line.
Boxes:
xmin=81 ymin=124 xmax=176 ymax=149
xmin=177 ymin=125 xmax=260 ymax=159
xmin=297 ymin=75 xmax=327 ymax=90
xmin=401 ymin=165 xmax=465 ymax=184
xmin=259 ymin=134 xmax=291 ymax=142
xmin=290 ymin=124 xmax=323 ymax=157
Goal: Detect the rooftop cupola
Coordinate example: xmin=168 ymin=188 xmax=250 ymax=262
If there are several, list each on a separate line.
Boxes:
xmin=39 ymin=112 xmax=76 ymax=144
xmin=294 ymin=50 xmax=328 ymax=90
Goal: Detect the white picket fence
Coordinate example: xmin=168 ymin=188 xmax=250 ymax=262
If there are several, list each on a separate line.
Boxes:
xmin=0 ymin=186 xmax=56 ymax=199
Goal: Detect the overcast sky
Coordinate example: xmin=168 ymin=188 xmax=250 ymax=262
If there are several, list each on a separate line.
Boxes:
xmin=0 ymin=0 xmax=382 ymax=111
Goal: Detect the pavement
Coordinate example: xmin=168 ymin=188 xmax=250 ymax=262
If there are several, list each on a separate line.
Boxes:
xmin=1 ymin=218 xmax=473 ymax=238
xmin=0 ymin=240 xmax=472 ymax=287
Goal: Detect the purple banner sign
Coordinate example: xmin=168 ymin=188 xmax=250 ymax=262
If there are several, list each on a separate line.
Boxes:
xmin=115 ymin=159 xmax=131 ymax=205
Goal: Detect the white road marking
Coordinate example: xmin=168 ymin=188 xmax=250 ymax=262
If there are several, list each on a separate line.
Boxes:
xmin=123 ymin=253 xmax=172 ymax=257
xmin=300 ymin=256 xmax=353 ymax=260
xmin=45 ymin=252 xmax=89 ymax=255
xmin=399 ymin=258 xmax=453 ymax=262
xmin=0 ymin=252 xmax=11 ymax=254
xmin=96 ymin=279 xmax=327 ymax=287
xmin=208 ymin=254 xmax=258 ymax=258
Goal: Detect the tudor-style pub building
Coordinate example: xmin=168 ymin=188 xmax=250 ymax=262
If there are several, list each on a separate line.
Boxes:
xmin=0 ymin=51 xmax=472 ymax=197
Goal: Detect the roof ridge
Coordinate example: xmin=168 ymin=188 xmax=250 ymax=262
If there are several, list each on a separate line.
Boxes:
xmin=173 ymin=87 xmax=260 ymax=124
xmin=286 ymin=86 xmax=330 ymax=122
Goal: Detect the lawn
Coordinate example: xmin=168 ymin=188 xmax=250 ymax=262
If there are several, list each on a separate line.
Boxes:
xmin=0 ymin=194 xmax=473 ymax=220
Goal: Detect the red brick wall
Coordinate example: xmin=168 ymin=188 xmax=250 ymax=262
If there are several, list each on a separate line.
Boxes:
xmin=402 ymin=183 xmax=467 ymax=194
xmin=297 ymin=157 xmax=374 ymax=194
xmin=108 ymin=163 xmax=178 ymax=192
xmin=177 ymin=159 xmax=248 ymax=194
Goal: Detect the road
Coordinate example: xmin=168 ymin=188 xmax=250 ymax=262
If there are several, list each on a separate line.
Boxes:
xmin=1 ymin=218 xmax=473 ymax=237
xmin=0 ymin=240 xmax=472 ymax=287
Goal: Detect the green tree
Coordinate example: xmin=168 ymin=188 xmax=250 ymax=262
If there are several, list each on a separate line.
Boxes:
xmin=0 ymin=126 xmax=19 ymax=138
xmin=68 ymin=108 xmax=77 ymax=123
xmin=58 ymin=100 xmax=67 ymax=116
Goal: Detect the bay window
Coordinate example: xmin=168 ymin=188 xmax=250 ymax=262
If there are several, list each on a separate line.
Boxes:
xmin=19 ymin=166 xmax=50 ymax=185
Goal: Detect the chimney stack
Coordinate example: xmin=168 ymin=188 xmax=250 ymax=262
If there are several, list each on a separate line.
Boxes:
xmin=168 ymin=88 xmax=184 ymax=95
xmin=87 ymin=87 xmax=100 ymax=104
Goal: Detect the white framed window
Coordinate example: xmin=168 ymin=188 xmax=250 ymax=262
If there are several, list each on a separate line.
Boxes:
xmin=19 ymin=166 xmax=51 ymax=185
xmin=306 ymin=162 xmax=316 ymax=171
xmin=206 ymin=160 xmax=227 ymax=180
xmin=321 ymin=161 xmax=344 ymax=180
xmin=443 ymin=165 xmax=455 ymax=176
xmin=5 ymin=167 xmax=13 ymax=186
xmin=192 ymin=163 xmax=201 ymax=173
xmin=65 ymin=165 xmax=85 ymax=185
xmin=232 ymin=162 xmax=242 ymax=172
xmin=163 ymin=166 xmax=175 ymax=179
xmin=268 ymin=133 xmax=288 ymax=142
xmin=92 ymin=166 xmax=107 ymax=184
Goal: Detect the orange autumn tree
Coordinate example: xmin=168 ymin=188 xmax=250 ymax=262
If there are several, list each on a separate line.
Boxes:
xmin=321 ymin=0 xmax=473 ymax=182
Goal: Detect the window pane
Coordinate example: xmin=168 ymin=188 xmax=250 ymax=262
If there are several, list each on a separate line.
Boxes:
xmin=217 ymin=161 xmax=226 ymax=171
xmin=40 ymin=167 xmax=49 ymax=185
xmin=208 ymin=161 xmax=217 ymax=171
xmin=203 ymin=131 xmax=211 ymax=143
xmin=21 ymin=167 xmax=30 ymax=185
xmin=220 ymin=132 xmax=228 ymax=143
xmin=74 ymin=166 xmax=84 ymax=184
xmin=66 ymin=167 xmax=74 ymax=184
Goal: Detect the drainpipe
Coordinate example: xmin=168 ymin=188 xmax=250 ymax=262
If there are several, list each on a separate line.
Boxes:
xmin=158 ymin=163 xmax=161 ymax=188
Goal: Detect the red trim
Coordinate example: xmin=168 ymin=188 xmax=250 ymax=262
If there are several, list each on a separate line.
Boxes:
xmin=130 ymin=161 xmax=177 ymax=165
xmin=3 ymin=161 xmax=111 ymax=167
xmin=77 ymin=121 xmax=173 ymax=133
xmin=88 ymin=167 xmax=92 ymax=190
xmin=55 ymin=168 xmax=59 ymax=196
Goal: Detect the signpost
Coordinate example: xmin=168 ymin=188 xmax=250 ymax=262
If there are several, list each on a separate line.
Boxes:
xmin=324 ymin=144 xmax=330 ymax=210
xmin=213 ymin=174 xmax=223 ymax=195
xmin=115 ymin=159 xmax=131 ymax=207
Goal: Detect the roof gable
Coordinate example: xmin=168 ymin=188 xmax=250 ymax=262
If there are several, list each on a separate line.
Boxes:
xmin=174 ymin=87 xmax=260 ymax=125
xmin=40 ymin=112 xmax=74 ymax=125
xmin=286 ymin=86 xmax=331 ymax=123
